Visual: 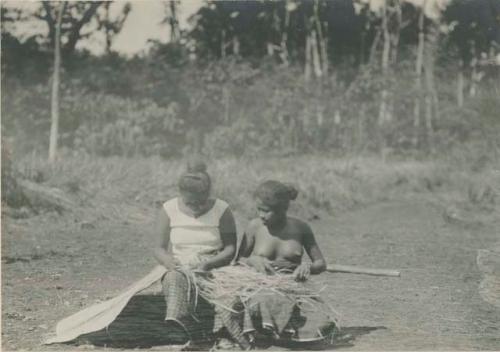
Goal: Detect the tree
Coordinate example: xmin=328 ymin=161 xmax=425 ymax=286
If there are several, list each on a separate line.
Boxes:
xmin=423 ymin=17 xmax=440 ymax=150
xmin=48 ymin=1 xmax=67 ymax=163
xmin=35 ymin=1 xmax=131 ymax=55
xmin=98 ymin=2 xmax=131 ymax=54
xmin=413 ymin=5 xmax=424 ymax=146
xmin=162 ymin=0 xmax=180 ymax=42
xmin=445 ymin=0 xmax=500 ymax=103
xmin=38 ymin=1 xmax=103 ymax=55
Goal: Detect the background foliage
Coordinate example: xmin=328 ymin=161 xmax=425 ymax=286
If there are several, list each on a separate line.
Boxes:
xmin=1 ymin=0 xmax=499 ymax=159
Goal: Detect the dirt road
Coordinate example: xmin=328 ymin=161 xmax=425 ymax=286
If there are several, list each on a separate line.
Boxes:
xmin=2 ymin=199 xmax=499 ymax=350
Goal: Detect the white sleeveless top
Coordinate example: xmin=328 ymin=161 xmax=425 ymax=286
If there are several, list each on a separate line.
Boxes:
xmin=163 ymin=197 xmax=228 ymax=267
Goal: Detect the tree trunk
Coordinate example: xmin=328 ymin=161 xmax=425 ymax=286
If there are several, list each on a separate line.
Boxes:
xmin=267 ymin=42 xmax=275 ymax=56
xmin=64 ymin=2 xmax=102 ymax=55
xmin=41 ymin=1 xmax=56 ymax=48
xmin=104 ymin=2 xmax=112 ymax=54
xmin=360 ymin=28 xmax=366 ymax=64
xmin=223 ymin=86 xmax=230 ymax=122
xmin=280 ymin=1 xmax=290 ymax=67
xmin=221 ymin=30 xmax=226 ymax=59
xmin=314 ymin=0 xmax=328 ymax=76
xmin=18 ymin=179 xmax=75 ymax=213
xmin=169 ymin=0 xmax=179 ymax=42
xmin=232 ymin=36 xmax=240 ymax=56
xmin=457 ymin=61 xmax=464 ymax=107
xmin=311 ymin=29 xmax=322 ymax=78
xmin=390 ymin=1 xmax=402 ymax=64
xmin=321 ymin=22 xmax=329 ymax=76
xmin=369 ymin=27 xmax=382 ymax=65
xmin=469 ymin=57 xmax=479 ymax=97
xmin=381 ymin=7 xmax=391 ymax=72
xmin=305 ymin=34 xmax=312 ymax=82
xmin=378 ymin=3 xmax=391 ymax=126
xmin=424 ymin=19 xmax=440 ymax=150
xmin=48 ymin=1 xmax=66 ymax=163
xmin=413 ymin=8 xmax=424 ymax=147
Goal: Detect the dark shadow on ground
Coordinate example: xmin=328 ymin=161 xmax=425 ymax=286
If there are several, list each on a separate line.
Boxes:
xmin=60 ymin=294 xmax=386 ymax=350
xmin=331 ymin=326 xmax=387 ymax=348
xmin=274 ymin=326 xmax=387 ymax=350
xmin=64 ymin=295 xmax=214 ymax=349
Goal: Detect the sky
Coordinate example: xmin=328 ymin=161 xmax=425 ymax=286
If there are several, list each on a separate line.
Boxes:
xmin=113 ymin=0 xmax=203 ymax=55
xmin=2 ymin=0 xmax=204 ymax=56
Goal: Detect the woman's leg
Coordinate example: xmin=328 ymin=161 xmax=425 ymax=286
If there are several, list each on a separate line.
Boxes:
xmin=214 ymin=298 xmax=252 ymax=350
xmin=162 ymin=271 xmax=194 ymax=340
xmin=162 ymin=270 xmax=215 ymax=346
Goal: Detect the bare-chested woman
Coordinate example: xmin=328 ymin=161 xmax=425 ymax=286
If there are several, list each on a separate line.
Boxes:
xmin=233 ymin=180 xmax=337 ymax=346
xmin=238 ymin=180 xmax=326 ymax=280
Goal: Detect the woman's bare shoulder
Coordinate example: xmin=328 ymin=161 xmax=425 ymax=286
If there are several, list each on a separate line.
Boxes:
xmin=246 ymin=218 xmax=263 ymax=236
xmin=287 ymin=216 xmax=313 ymax=233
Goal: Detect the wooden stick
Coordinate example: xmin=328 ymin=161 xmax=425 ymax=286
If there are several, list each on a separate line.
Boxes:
xmin=327 ymin=264 xmax=400 ymax=277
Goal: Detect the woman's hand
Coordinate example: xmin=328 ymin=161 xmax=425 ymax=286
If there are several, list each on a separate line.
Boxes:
xmin=154 ymin=247 xmax=178 ymax=271
xmin=293 ymin=263 xmax=311 ymax=281
xmin=195 ymin=261 xmax=210 ymax=272
xmin=162 ymin=256 xmax=179 ymax=271
xmin=242 ymin=256 xmax=276 ymax=274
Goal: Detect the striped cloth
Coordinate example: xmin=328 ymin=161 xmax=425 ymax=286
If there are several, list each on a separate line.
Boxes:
xmin=212 ymin=291 xmax=337 ymax=348
xmin=161 ymin=270 xmax=216 ymax=344
xmin=162 ymin=270 xmax=252 ymax=349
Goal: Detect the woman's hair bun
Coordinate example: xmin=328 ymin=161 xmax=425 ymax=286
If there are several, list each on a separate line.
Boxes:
xmin=179 ymin=156 xmax=211 ymax=195
xmin=284 ymin=183 xmax=299 ymax=201
xmin=186 ymin=157 xmax=207 ymax=173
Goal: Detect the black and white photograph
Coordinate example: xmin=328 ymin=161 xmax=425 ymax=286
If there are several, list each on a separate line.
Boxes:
xmin=1 ymin=0 xmax=499 ymax=351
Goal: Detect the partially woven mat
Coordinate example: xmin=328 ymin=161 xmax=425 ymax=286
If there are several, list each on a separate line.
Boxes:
xmin=194 ymin=264 xmax=332 ymax=313
xmin=193 ymin=264 xmax=339 ymax=345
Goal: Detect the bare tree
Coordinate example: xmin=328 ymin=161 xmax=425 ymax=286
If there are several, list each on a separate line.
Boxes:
xmin=305 ymin=33 xmax=312 ymax=81
xmin=48 ymin=1 xmax=67 ymax=163
xmin=424 ymin=18 xmax=440 ymax=150
xmin=378 ymin=1 xmax=391 ymax=126
xmin=313 ymin=0 xmax=328 ymax=76
xmin=456 ymin=59 xmax=464 ymax=107
xmin=311 ymin=28 xmax=323 ymax=78
xmin=39 ymin=1 xmax=104 ymax=55
xmin=304 ymin=2 xmax=326 ymax=81
xmin=98 ymin=2 xmax=131 ymax=54
xmin=162 ymin=0 xmax=180 ymax=42
xmin=279 ymin=0 xmax=292 ymax=66
xmin=413 ymin=6 xmax=425 ymax=147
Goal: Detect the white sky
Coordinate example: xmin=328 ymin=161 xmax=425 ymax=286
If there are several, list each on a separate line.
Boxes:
xmin=2 ymin=0 xmax=204 ymax=56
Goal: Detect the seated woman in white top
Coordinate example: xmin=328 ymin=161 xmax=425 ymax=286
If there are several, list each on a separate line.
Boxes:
xmin=153 ymin=159 xmax=237 ymax=346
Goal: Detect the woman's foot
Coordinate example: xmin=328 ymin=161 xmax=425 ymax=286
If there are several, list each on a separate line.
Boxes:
xmin=164 ymin=320 xmax=190 ymax=344
xmin=211 ymin=337 xmax=243 ymax=350
xmin=181 ymin=339 xmax=215 ymax=351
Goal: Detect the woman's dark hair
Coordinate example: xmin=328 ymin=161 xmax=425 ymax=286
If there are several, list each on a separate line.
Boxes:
xmin=254 ymin=180 xmax=298 ymax=209
xmin=178 ymin=158 xmax=211 ymax=197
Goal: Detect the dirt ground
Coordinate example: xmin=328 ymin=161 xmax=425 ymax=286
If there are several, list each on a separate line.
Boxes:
xmin=2 ymin=195 xmax=500 ymax=351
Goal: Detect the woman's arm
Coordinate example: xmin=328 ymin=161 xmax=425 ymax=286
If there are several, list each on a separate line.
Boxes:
xmin=152 ymin=208 xmax=177 ymax=270
xmin=236 ymin=219 xmax=257 ymax=260
xmin=294 ymin=222 xmax=327 ymax=281
xmin=237 ymin=219 xmax=275 ymax=274
xmin=197 ymin=208 xmax=237 ymax=271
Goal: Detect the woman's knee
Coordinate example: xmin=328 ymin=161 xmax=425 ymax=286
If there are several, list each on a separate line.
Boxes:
xmin=161 ymin=270 xmax=186 ymax=288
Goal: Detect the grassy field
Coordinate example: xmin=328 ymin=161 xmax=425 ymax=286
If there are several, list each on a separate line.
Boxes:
xmin=11 ymin=152 xmax=500 ymax=219
xmin=2 ymin=154 xmax=500 ymax=350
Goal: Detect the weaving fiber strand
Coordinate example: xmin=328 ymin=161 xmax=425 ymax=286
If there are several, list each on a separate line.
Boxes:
xmin=196 ymin=264 xmax=328 ymax=306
